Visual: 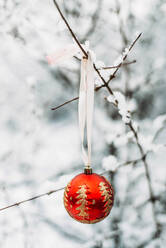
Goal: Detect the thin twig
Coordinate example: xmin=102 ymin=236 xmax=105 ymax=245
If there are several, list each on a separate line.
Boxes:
xmin=94 ymin=64 xmax=114 ymax=95
xmin=51 ymin=97 xmax=79 ymax=110
xmin=99 ymin=60 xmax=136 ymax=70
xmin=0 ymin=187 xmax=65 ymax=212
xmin=52 ymin=0 xmax=88 ymax=58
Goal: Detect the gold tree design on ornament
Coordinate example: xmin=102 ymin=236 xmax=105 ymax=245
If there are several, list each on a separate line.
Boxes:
xmin=64 ymin=183 xmax=71 ymax=208
xmin=99 ymin=182 xmax=113 ymax=216
xmin=76 ymin=185 xmax=89 ymax=218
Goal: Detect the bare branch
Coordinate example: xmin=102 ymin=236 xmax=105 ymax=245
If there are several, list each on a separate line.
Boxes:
xmin=52 ymin=0 xmax=88 ymax=58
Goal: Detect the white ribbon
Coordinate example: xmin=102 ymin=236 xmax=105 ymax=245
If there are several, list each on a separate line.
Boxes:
xmin=78 ymin=53 xmax=94 ymax=167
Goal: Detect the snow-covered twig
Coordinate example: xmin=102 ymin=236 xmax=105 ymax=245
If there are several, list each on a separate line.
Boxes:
xmin=95 ymin=33 xmax=142 ymax=91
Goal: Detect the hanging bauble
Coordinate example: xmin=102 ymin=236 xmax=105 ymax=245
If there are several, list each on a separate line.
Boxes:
xmin=64 ymin=169 xmax=114 ymax=224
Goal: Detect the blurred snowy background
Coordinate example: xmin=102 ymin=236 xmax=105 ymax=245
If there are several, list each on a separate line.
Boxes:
xmin=0 ymin=0 xmax=166 ymax=247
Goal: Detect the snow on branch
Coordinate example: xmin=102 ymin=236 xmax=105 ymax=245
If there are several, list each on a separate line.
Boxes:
xmin=107 ymin=91 xmax=131 ymax=124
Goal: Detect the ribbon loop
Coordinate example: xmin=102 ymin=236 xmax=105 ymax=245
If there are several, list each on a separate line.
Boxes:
xmin=78 ymin=53 xmax=94 ymax=167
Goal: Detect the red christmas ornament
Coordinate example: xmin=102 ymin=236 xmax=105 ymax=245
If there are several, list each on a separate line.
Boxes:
xmin=64 ymin=169 xmax=114 ymax=224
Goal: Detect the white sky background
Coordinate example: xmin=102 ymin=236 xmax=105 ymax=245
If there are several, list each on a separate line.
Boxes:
xmin=0 ymin=0 xmax=166 ymax=247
